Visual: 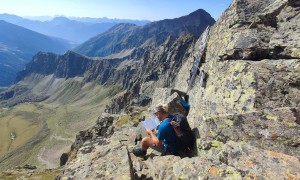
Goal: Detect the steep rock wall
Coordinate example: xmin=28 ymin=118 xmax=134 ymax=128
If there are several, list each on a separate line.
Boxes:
xmin=168 ymin=0 xmax=300 ymax=178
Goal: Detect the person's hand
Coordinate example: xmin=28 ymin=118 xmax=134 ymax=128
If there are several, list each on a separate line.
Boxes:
xmin=171 ymin=121 xmax=180 ymax=127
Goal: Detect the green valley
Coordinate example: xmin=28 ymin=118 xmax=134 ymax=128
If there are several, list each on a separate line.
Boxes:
xmin=0 ymin=82 xmax=119 ymax=170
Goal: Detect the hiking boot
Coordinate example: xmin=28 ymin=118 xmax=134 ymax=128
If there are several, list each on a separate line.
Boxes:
xmin=132 ymin=148 xmax=146 ymax=157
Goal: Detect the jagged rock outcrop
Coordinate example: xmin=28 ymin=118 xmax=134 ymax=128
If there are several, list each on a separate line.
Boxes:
xmin=60 ymin=113 xmax=134 ymax=179
xmin=205 ymin=0 xmax=300 ymax=61
xmin=16 ymin=51 xmax=123 ymax=82
xmin=185 ymin=0 xmax=300 ymax=131
xmin=71 ymin=113 xmax=118 ymax=151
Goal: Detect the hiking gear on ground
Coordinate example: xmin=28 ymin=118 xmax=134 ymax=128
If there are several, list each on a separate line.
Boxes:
xmin=167 ymin=114 xmax=195 ymax=157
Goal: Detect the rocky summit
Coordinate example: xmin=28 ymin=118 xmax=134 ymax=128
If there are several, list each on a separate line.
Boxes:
xmin=0 ymin=0 xmax=299 ymax=179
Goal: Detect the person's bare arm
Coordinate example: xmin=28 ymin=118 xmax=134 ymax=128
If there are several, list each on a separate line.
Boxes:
xmin=147 ymin=130 xmax=162 ymax=147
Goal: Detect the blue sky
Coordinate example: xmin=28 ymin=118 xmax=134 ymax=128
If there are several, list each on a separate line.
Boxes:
xmin=0 ymin=0 xmax=232 ymax=21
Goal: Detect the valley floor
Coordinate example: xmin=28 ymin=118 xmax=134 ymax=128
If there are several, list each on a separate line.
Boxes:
xmin=0 ymin=98 xmax=109 ymax=171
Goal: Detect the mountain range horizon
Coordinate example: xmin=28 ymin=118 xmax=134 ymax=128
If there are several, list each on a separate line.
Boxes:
xmin=0 ymin=13 xmax=151 ymax=43
xmin=0 ymin=13 xmax=151 ymax=25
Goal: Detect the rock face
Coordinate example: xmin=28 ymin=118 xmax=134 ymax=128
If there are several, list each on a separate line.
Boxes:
xmin=186 ymin=0 xmax=300 ymax=137
xmin=206 ymin=0 xmax=300 ymax=61
xmin=61 ymin=113 xmax=130 ymax=179
xmin=182 ymin=0 xmax=300 ymax=178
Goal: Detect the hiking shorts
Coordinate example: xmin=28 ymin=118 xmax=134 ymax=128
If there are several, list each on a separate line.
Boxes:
xmin=150 ymin=145 xmax=172 ymax=156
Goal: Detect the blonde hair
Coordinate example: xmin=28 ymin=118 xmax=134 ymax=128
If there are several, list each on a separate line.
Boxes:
xmin=155 ymin=103 xmax=169 ymax=114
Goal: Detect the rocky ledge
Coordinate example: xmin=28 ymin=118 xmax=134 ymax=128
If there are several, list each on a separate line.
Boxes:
xmin=56 ymin=96 xmax=300 ymax=179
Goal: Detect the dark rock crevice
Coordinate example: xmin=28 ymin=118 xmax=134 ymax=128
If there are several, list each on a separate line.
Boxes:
xmin=220 ymin=46 xmax=300 ymax=61
xmin=288 ymin=0 xmax=300 ymax=7
xmin=291 ymin=108 xmax=300 ymax=125
xmin=220 ymin=48 xmax=269 ymax=61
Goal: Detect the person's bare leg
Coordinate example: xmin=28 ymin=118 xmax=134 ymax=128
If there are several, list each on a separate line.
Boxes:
xmin=141 ymin=137 xmax=154 ymax=151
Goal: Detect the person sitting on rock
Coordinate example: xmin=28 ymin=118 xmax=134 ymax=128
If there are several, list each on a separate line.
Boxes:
xmin=132 ymin=103 xmax=177 ymax=157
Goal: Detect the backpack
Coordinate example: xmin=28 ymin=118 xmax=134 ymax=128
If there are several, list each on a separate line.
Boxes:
xmin=167 ymin=114 xmax=195 ymax=157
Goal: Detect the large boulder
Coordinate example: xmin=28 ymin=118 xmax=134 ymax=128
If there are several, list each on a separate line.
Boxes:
xmin=151 ymin=88 xmax=189 ymax=116
xmin=198 ymin=107 xmax=300 ymax=159
xmin=71 ymin=113 xmax=118 ymax=151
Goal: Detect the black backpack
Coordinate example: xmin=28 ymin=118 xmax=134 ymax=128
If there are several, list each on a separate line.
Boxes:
xmin=168 ymin=114 xmax=195 ymax=157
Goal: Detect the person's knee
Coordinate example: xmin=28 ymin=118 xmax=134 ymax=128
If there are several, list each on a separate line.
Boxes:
xmin=141 ymin=137 xmax=150 ymax=146
xmin=141 ymin=136 xmax=149 ymax=142
xmin=142 ymin=137 xmax=154 ymax=146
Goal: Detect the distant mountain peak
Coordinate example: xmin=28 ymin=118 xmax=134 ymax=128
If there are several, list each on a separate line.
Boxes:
xmin=74 ymin=8 xmax=215 ymax=57
xmin=189 ymin=9 xmax=212 ymax=16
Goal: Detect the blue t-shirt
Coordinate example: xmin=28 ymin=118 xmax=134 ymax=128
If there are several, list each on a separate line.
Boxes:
xmin=157 ymin=115 xmax=176 ymax=154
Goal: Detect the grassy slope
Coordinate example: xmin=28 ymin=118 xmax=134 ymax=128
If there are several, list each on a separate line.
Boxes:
xmin=0 ymin=76 xmax=121 ymax=171
xmin=0 ymin=104 xmax=46 ymax=157
xmin=0 ymin=168 xmax=63 ymax=180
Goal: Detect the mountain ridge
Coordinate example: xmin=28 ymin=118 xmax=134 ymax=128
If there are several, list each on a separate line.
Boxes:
xmin=74 ymin=9 xmax=215 ymax=57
